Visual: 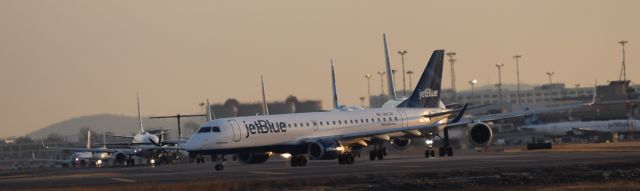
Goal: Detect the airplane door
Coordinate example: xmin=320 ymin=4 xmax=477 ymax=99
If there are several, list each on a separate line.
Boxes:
xmin=311 ymin=120 xmax=319 ymax=131
xmin=397 ymin=109 xmax=408 ymax=128
xmin=228 ymin=119 xmax=242 ymax=142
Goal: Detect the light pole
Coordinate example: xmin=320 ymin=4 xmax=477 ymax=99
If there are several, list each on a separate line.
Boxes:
xmin=446 ymin=52 xmax=457 ymax=101
xmin=546 ymin=72 xmax=554 ymax=86
xmin=469 ymin=79 xmax=478 ymax=104
xmin=398 ymin=50 xmax=408 ymax=96
xmin=406 ymin=70 xmax=414 ymax=90
xmin=513 ymin=54 xmax=522 ymax=104
xmin=496 ymin=63 xmax=505 ymax=111
xmin=619 ymin=40 xmax=628 ymax=81
xmin=364 ymin=74 xmax=372 ymax=106
xmin=377 ymin=71 xmax=386 ymax=97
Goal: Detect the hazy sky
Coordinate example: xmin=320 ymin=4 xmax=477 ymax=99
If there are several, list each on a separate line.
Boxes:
xmin=0 ymin=0 xmax=637 ymax=137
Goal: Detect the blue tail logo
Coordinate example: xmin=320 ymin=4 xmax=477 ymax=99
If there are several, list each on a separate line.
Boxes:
xmin=398 ymin=50 xmax=445 ymax=108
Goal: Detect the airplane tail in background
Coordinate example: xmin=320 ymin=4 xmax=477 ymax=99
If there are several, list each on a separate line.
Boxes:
xmin=397 ymin=50 xmax=444 ymax=108
xmin=137 ymin=93 xmax=145 ymax=133
xmin=260 ymin=75 xmax=269 ymax=116
xmin=383 ymin=33 xmax=399 ymax=100
xmin=331 ymin=59 xmax=340 ymax=109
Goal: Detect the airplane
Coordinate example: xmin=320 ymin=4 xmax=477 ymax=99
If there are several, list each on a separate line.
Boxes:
xmin=185 ymin=48 xmax=594 ymax=171
xmin=523 ymin=119 xmax=640 ymax=137
xmin=44 ymin=94 xmax=184 ymax=166
xmin=43 ymin=131 xmax=111 ymax=167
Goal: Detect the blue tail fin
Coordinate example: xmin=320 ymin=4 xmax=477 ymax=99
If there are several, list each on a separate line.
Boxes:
xmin=397 ymin=50 xmax=444 ymax=108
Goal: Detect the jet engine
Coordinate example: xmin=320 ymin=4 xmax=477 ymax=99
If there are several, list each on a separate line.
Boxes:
xmin=308 ymin=140 xmax=344 ymax=160
xmin=237 ymin=152 xmax=272 ymax=164
xmin=112 ymin=152 xmax=129 ymax=165
xmin=391 ymin=138 xmax=411 ymax=150
xmin=468 ymin=122 xmax=493 ymax=146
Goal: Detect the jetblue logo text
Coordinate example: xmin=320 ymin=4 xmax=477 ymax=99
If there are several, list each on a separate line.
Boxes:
xmin=244 ymin=120 xmax=287 ymax=138
xmin=419 ymin=89 xmax=439 ymax=99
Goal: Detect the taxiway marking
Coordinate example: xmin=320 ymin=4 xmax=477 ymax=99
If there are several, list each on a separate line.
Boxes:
xmin=373 ymin=164 xmax=423 ymax=168
xmin=111 ymin=178 xmax=137 ymax=183
xmin=248 ymin=171 xmax=289 ymax=175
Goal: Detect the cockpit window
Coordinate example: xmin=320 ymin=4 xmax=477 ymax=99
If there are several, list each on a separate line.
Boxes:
xmin=211 ymin=126 xmax=221 ymax=132
xmin=198 ymin=126 xmax=211 ymax=133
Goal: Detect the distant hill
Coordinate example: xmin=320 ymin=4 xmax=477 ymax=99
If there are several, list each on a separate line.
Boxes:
xmin=27 ymin=114 xmax=205 ymax=141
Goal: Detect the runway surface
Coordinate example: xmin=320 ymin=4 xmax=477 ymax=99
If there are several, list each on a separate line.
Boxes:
xmin=2 ymin=150 xmax=640 ymax=189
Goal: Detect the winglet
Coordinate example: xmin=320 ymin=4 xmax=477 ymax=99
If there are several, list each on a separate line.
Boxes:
xmin=383 ymin=33 xmax=398 ymax=100
xmin=331 ymin=59 xmax=340 ymax=109
xmin=137 ymin=92 xmax=145 ymax=133
xmin=261 ymin=75 xmax=269 ymax=115
xmin=450 ymin=103 xmax=469 ymax=123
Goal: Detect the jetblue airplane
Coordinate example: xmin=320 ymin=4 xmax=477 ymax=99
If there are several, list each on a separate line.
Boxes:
xmin=185 ymin=49 xmax=594 ymax=171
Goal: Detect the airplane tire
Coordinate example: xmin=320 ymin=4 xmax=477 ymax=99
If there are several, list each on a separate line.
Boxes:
xmin=300 ymin=157 xmax=307 ymax=166
xmin=447 ymin=147 xmax=453 ymax=157
xmin=214 ymin=164 xmax=224 ymax=171
xmin=369 ymin=151 xmax=376 ymax=161
xmin=345 ymin=154 xmax=355 ymax=165
xmin=376 ymin=151 xmax=384 ymax=160
xmin=438 ymin=148 xmax=445 ymax=157
xmin=338 ymin=155 xmax=346 ymax=165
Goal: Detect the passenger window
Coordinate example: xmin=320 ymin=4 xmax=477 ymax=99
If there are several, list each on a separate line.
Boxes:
xmin=333 ymin=121 xmax=336 ymax=125
xmin=350 ymin=120 xmax=353 ymax=124
xmin=320 ymin=121 xmax=323 ymax=126
xmin=198 ymin=126 xmax=211 ymax=133
xmin=395 ymin=116 xmax=399 ymax=121
xmin=288 ymin=123 xmax=292 ymax=128
xmin=294 ymin=123 xmax=298 ymax=127
xmin=300 ymin=123 xmax=304 ymax=127
xmin=211 ymin=126 xmax=221 ymax=132
xmin=377 ymin=118 xmax=381 ymax=122
xmin=366 ymin=119 xmax=369 ymax=123
xmin=360 ymin=119 xmax=364 ymax=123
xmin=338 ymin=121 xmax=342 ymax=125
xmin=383 ymin=118 xmax=387 ymax=122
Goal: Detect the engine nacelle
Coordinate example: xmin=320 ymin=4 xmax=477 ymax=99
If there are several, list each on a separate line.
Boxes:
xmin=391 ymin=138 xmax=411 ymax=150
xmin=112 ymin=152 xmax=129 ymax=164
xmin=468 ymin=122 xmax=493 ymax=146
xmin=237 ymin=152 xmax=272 ymax=164
xmin=308 ymin=140 xmax=344 ymax=160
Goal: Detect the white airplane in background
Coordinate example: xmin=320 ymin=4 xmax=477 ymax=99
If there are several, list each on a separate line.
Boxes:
xmin=43 ymin=131 xmax=111 ymax=167
xmin=523 ymin=119 xmax=640 ymax=137
xmin=45 ymin=94 xmax=184 ymax=166
xmin=186 ymin=49 xmax=594 ymax=171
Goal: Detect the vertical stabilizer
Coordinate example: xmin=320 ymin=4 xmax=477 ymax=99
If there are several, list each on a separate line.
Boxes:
xmin=331 ymin=59 xmax=340 ymax=109
xmin=137 ymin=93 xmax=145 ymax=133
xmin=397 ymin=50 xmax=445 ymax=108
xmin=383 ymin=33 xmax=399 ymax=100
xmin=261 ymin=76 xmax=269 ymax=115
xmin=206 ymin=99 xmax=215 ymax=120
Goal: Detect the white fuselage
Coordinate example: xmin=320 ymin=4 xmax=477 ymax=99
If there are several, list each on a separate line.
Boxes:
xmin=185 ymin=107 xmax=448 ymax=153
xmin=525 ymin=120 xmax=640 ymax=136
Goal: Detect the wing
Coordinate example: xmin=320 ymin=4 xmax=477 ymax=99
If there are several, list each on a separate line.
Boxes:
xmin=473 ymin=102 xmax=593 ymax=122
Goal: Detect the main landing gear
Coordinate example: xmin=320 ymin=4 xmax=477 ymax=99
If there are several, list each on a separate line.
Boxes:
xmin=290 ymin=155 xmax=308 ymax=167
xmin=369 ymin=145 xmax=387 ymax=160
xmin=338 ymin=152 xmax=355 ymax=165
